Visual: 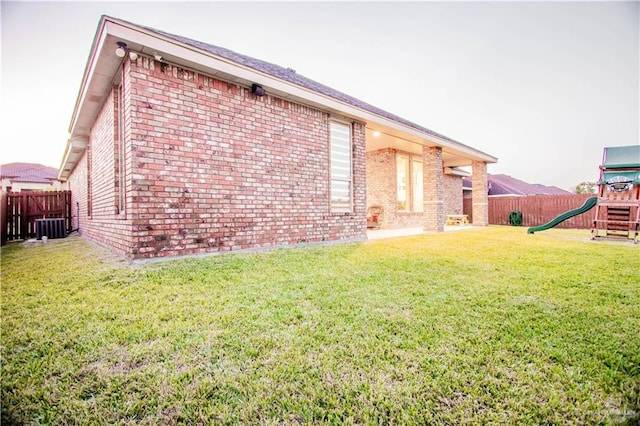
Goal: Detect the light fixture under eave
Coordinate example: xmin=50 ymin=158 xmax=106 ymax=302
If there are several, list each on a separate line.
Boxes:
xmin=372 ymin=130 xmax=381 ymax=137
xmin=251 ymin=84 xmax=265 ymax=96
xmin=129 ymin=51 xmax=139 ymax=61
xmin=115 ymin=42 xmax=127 ymax=58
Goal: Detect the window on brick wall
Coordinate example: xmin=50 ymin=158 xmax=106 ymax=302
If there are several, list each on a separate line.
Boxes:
xmin=114 ymin=78 xmax=125 ymax=215
xmin=412 ymin=159 xmax=424 ymax=212
xmin=397 ymin=155 xmax=409 ymax=211
xmin=330 ymin=121 xmax=352 ymax=212
xmin=397 ymin=155 xmax=424 ymax=212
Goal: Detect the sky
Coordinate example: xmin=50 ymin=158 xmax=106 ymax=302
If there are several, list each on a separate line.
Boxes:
xmin=1 ymin=1 xmax=638 ymax=191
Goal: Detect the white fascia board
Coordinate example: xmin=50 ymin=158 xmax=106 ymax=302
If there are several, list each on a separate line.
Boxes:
xmin=68 ymin=20 xmax=110 ymax=135
xmin=58 ymin=137 xmax=88 ymax=181
xmin=445 ymin=167 xmax=472 ymax=177
xmin=60 ymin=19 xmax=110 ymax=181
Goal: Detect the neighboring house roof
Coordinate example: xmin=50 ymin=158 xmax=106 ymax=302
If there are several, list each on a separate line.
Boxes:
xmin=59 ymin=16 xmax=497 ymax=180
xmin=463 ymin=174 xmax=571 ymax=196
xmin=1 ymin=163 xmax=60 ymax=184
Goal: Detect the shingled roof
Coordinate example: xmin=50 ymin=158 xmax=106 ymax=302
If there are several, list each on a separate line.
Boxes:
xmin=60 ymin=16 xmax=497 ymax=180
xmin=141 ymin=23 xmax=460 ymax=146
xmin=464 ymin=174 xmax=571 ymax=196
xmin=1 ymin=163 xmax=60 ymax=183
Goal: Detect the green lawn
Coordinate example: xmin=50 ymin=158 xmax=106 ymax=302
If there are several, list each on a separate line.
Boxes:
xmin=1 ymin=227 xmax=638 ymax=424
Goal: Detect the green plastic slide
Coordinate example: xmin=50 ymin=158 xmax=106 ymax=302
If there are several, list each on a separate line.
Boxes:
xmin=527 ymin=197 xmax=598 ymax=234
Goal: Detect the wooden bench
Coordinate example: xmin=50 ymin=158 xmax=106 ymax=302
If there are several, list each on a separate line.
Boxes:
xmin=446 ymin=214 xmax=469 ymax=226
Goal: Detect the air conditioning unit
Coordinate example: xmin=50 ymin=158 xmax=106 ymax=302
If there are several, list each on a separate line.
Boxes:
xmin=35 ymin=218 xmax=67 ymax=240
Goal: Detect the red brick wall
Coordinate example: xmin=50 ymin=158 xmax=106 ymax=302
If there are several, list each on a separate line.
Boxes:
xmin=472 ymin=161 xmax=489 ymax=225
xmin=68 ymin=149 xmax=87 ymax=234
xmin=443 ymin=174 xmax=463 ymax=215
xmin=423 ymin=146 xmax=445 ymax=232
xmin=365 ymin=148 xmax=395 ymax=228
xmin=366 ymin=148 xmax=425 ymax=229
xmin=366 ymin=148 xmax=463 ymax=229
xmin=67 ymin=57 xmax=366 ymax=258
xmin=71 ymin=69 xmax=134 ymax=255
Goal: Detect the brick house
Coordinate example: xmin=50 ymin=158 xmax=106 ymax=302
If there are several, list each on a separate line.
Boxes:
xmin=58 ymin=16 xmax=496 ymax=259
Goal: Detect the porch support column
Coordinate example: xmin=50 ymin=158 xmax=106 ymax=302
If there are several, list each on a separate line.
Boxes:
xmin=423 ymin=146 xmax=445 ymax=232
xmin=472 ymin=160 xmax=489 ymax=226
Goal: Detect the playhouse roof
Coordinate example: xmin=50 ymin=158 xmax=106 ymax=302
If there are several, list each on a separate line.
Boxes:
xmin=602 ymin=145 xmax=640 ymax=169
xmin=600 ymin=145 xmax=640 ymax=184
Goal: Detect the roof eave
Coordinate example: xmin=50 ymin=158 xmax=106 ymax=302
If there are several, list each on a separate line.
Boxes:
xmin=60 ymin=16 xmax=123 ymax=180
xmin=58 ymin=137 xmax=88 ymax=181
xmin=60 ymin=16 xmax=497 ymax=178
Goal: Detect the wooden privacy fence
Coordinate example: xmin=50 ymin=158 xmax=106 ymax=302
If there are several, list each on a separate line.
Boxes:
xmin=1 ymin=191 xmax=72 ymax=244
xmin=472 ymin=194 xmax=594 ymax=229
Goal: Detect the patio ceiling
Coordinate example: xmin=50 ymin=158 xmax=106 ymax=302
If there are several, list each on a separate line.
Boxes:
xmin=365 ymin=125 xmax=492 ymax=168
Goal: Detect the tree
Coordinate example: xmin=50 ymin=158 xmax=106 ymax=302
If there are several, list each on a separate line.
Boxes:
xmin=574 ymin=181 xmax=597 ymax=194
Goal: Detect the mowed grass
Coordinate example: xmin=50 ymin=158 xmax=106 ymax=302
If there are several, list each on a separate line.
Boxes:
xmin=1 ymin=227 xmax=638 ymax=425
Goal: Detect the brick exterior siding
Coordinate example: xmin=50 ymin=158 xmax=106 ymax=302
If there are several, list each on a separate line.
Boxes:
xmin=365 ymin=148 xmax=395 ymax=228
xmin=69 ymin=57 xmax=366 ymax=259
xmin=67 ymin=150 xmax=87 ymax=233
xmin=366 ymin=148 xmax=424 ymax=229
xmin=472 ymin=160 xmax=489 ymax=225
xmin=68 ymin=85 xmax=133 ymax=254
xmin=443 ymin=174 xmax=463 ymax=215
xmin=423 ymin=146 xmax=445 ymax=232
xmin=366 ymin=148 xmax=463 ymax=229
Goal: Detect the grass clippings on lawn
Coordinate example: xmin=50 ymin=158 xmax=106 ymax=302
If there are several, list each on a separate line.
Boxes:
xmin=1 ymin=227 xmax=639 ymax=424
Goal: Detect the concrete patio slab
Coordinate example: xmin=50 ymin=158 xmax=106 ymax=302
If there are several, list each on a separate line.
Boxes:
xmin=367 ymin=225 xmax=478 ymax=240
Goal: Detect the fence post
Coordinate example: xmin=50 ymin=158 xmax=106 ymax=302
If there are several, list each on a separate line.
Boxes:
xmin=20 ymin=193 xmax=27 ymax=240
xmin=1 ymin=191 xmax=7 ymax=246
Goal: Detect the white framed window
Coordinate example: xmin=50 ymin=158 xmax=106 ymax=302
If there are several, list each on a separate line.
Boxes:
xmin=115 ymin=82 xmax=125 ymax=215
xmin=412 ymin=159 xmax=423 ymax=212
xmin=330 ymin=121 xmax=352 ymax=212
xmin=397 ymin=155 xmax=409 ymax=211
xmin=397 ymin=154 xmax=424 ymax=212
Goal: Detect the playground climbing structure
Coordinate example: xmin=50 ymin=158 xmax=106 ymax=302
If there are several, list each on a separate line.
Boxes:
xmin=591 ymin=145 xmax=640 ymax=244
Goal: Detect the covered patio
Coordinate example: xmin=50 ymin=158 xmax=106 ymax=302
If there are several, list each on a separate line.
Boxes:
xmin=364 ymin=119 xmax=497 ymax=233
